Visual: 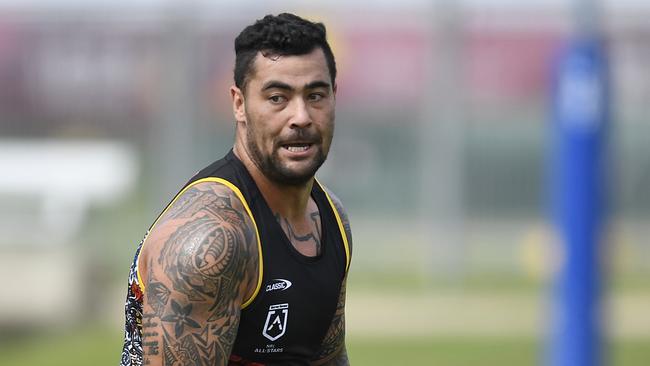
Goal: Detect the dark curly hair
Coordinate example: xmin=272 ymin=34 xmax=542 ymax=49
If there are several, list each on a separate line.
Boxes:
xmin=234 ymin=13 xmax=337 ymax=91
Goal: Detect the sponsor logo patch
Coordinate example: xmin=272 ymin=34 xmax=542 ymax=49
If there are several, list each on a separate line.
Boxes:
xmin=265 ymin=278 xmax=292 ymax=292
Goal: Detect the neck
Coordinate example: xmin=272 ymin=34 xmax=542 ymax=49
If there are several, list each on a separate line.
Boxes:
xmin=233 ymin=144 xmax=314 ymax=221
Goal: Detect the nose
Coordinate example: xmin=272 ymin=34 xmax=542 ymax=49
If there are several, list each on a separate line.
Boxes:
xmin=289 ymin=99 xmax=312 ymax=128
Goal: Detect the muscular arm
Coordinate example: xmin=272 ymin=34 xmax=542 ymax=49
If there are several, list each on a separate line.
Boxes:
xmin=312 ymin=189 xmax=352 ymax=366
xmin=139 ymin=182 xmax=258 ymax=365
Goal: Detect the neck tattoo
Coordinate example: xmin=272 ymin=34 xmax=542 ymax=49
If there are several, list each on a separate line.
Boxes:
xmin=275 ymin=211 xmax=322 ymax=255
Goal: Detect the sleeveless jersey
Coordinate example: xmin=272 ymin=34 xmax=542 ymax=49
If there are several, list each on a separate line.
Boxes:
xmin=120 ymin=150 xmax=351 ymax=366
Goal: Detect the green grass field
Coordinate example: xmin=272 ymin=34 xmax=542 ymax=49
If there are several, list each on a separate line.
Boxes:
xmin=1 ymin=272 xmax=649 ymax=365
xmin=0 ymin=326 xmax=648 ymax=366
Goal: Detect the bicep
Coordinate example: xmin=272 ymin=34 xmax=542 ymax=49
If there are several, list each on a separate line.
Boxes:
xmin=141 ymin=184 xmax=256 ymax=365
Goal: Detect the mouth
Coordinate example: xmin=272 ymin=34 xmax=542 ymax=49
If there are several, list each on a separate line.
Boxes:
xmin=280 ymin=142 xmax=314 ymax=153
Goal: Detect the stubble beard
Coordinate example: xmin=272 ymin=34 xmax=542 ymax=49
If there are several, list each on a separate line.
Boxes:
xmin=245 ymin=121 xmax=329 ymax=187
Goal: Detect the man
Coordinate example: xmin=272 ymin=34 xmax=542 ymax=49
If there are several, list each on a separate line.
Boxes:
xmin=120 ymin=13 xmax=352 ymax=366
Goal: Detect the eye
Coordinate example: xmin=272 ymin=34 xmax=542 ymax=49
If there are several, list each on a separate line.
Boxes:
xmin=269 ymin=95 xmax=286 ymax=104
xmin=308 ymin=93 xmax=325 ymax=102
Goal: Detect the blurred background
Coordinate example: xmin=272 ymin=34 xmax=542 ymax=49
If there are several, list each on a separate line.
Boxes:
xmin=0 ymin=0 xmax=648 ymax=365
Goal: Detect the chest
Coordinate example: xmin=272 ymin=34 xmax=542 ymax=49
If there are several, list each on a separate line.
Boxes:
xmin=231 ymin=196 xmax=346 ymax=359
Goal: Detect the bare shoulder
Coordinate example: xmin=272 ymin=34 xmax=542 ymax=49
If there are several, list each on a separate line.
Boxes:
xmin=142 ymin=180 xmax=257 ymax=258
xmin=138 ymin=180 xmax=259 ymax=302
xmin=160 ymin=180 xmax=255 ymax=231
xmin=322 ymin=185 xmax=352 ymax=253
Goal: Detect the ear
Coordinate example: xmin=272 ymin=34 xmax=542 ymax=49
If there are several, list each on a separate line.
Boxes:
xmin=333 ymin=82 xmax=337 ymax=99
xmin=230 ymin=85 xmax=246 ymax=122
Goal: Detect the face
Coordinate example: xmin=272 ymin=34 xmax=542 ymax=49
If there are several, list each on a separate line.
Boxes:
xmin=231 ymin=48 xmax=336 ymax=186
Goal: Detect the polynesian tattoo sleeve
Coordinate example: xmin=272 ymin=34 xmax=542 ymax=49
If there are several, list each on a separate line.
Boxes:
xmin=141 ymin=182 xmax=258 ymax=366
xmin=312 ymin=189 xmax=352 ymax=366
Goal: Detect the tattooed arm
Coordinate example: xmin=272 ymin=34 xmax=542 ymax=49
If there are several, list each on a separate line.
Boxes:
xmin=312 ymin=189 xmax=352 ymax=366
xmin=311 ymin=278 xmax=349 ymax=366
xmin=138 ymin=182 xmax=258 ymax=366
